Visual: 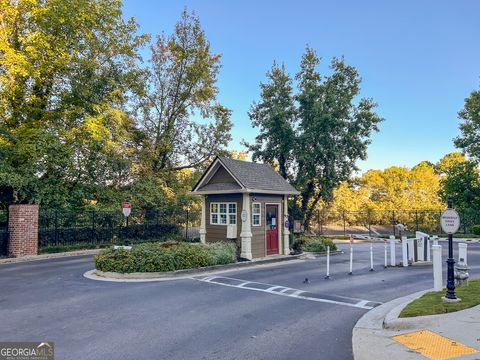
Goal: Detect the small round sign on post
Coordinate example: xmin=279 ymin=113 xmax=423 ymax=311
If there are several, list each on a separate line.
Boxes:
xmin=440 ymin=208 xmax=460 ymax=234
xmin=122 ymin=201 xmax=132 ymax=218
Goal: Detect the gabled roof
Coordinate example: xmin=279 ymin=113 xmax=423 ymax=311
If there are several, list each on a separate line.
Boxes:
xmin=192 ymin=156 xmax=300 ymax=195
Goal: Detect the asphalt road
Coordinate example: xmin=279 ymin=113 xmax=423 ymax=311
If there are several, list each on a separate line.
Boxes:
xmin=1 ymin=242 xmax=479 ymax=360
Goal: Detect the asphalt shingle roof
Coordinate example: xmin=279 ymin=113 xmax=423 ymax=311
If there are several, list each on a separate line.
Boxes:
xmin=215 ymin=156 xmax=299 ymax=194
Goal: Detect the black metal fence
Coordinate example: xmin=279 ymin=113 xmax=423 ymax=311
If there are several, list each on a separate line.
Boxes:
xmin=0 ymin=210 xmax=8 ymax=256
xmin=38 ymin=208 xmax=201 ymax=250
xmin=309 ymin=209 xmax=480 ymax=237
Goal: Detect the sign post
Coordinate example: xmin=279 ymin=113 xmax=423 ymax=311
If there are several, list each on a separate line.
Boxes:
xmin=441 ymin=197 xmax=461 ymax=302
xmin=122 ymin=202 xmax=132 ymax=246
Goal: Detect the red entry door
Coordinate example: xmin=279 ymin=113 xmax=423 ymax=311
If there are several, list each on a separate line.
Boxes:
xmin=266 ymin=204 xmax=279 ymax=255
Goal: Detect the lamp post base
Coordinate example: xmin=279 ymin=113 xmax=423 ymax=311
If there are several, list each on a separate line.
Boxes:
xmin=442 ymin=296 xmax=461 ymax=303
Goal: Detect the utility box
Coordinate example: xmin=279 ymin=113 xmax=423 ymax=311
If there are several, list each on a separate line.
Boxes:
xmin=226 ymin=224 xmax=237 ymax=239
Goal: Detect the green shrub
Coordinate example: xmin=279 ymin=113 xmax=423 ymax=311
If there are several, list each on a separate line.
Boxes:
xmin=93 ymin=241 xmax=237 ymax=273
xmin=470 ymin=225 xmax=480 ymax=235
xmin=292 ymin=236 xmax=337 ymax=253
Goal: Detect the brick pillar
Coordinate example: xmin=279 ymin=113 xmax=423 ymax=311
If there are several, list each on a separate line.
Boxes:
xmin=8 ymin=205 xmax=39 ymax=257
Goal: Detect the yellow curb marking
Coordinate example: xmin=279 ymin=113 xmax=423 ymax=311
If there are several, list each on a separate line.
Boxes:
xmin=392 ymin=330 xmax=478 ymax=360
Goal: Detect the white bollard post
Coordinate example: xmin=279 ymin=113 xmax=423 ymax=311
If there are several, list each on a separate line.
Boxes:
xmin=427 ymin=238 xmax=431 ymax=262
xmin=433 ymin=236 xmax=439 ymax=246
xmin=325 ymin=246 xmax=330 ymax=279
xmin=369 ymin=243 xmax=374 ymax=271
xmin=432 ymin=244 xmax=443 ymax=291
xmin=348 ymin=244 xmax=353 ymax=275
xmin=402 ymin=236 xmax=408 ymax=267
xmin=458 ymin=243 xmax=468 ymax=265
xmin=389 ymin=235 xmax=396 ymax=266
xmin=384 ymin=241 xmax=388 ymax=268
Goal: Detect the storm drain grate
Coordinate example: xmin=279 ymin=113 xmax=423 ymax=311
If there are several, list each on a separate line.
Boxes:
xmin=392 ymin=330 xmax=478 ymax=360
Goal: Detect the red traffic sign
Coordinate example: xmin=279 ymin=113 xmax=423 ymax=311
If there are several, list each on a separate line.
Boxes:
xmin=122 ymin=202 xmax=132 ymax=217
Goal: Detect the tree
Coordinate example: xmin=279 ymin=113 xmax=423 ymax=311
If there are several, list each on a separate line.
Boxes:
xmin=436 ymin=152 xmax=466 ymax=176
xmin=454 ymin=86 xmax=480 ymax=161
xmin=0 ymin=0 xmax=147 ymax=208
xmin=245 ymin=62 xmax=296 ymax=179
xmin=295 ymin=49 xmax=382 ymax=226
xmin=134 ymin=10 xmax=232 ymax=174
xmin=439 ymin=161 xmax=480 ymax=209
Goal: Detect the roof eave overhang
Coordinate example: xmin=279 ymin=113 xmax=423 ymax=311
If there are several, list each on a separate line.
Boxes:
xmin=190 ymin=188 xmax=300 ymax=196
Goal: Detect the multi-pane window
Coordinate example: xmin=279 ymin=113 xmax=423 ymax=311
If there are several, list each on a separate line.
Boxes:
xmin=210 ymin=202 xmax=236 ymax=225
xmin=252 ymin=202 xmax=261 ymax=226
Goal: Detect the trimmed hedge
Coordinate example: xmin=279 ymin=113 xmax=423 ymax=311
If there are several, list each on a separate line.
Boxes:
xmin=292 ymin=236 xmax=337 ymax=254
xmin=470 ymin=224 xmax=480 ymax=235
xmin=94 ymin=241 xmax=237 ymax=273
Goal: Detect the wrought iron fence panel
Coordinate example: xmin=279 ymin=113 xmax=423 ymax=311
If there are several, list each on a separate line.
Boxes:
xmin=38 ymin=208 xmax=201 ymax=249
xmin=308 ymin=209 xmax=480 ymax=236
xmin=0 ymin=210 xmax=7 ymax=256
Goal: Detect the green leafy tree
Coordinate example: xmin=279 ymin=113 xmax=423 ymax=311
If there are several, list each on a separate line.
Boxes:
xmin=244 ymin=62 xmax=296 ymax=179
xmin=249 ymin=47 xmax=382 ymax=227
xmin=454 ymin=86 xmax=480 ymax=161
xmin=439 ymin=161 xmax=480 ymax=210
xmin=134 ymin=10 xmax=232 ymax=174
xmin=0 ymin=0 xmax=147 ymax=208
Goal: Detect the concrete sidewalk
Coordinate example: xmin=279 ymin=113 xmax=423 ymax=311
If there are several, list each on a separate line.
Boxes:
xmin=353 ymin=289 xmax=480 ymax=360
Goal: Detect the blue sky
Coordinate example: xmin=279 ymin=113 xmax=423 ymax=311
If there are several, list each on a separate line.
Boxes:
xmin=122 ymin=0 xmax=480 ymax=172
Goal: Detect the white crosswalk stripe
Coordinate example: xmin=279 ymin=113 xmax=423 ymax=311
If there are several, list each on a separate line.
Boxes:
xmin=192 ymin=276 xmax=380 ymax=309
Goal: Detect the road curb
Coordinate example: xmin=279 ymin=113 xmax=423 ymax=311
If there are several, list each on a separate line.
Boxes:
xmin=84 ymin=254 xmax=306 ymax=282
xmin=0 ymin=249 xmax=101 ymax=265
xmin=352 ymin=289 xmax=430 ymax=360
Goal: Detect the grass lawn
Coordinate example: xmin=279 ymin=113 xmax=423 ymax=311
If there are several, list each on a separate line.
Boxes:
xmin=399 ymin=279 xmax=480 ymax=318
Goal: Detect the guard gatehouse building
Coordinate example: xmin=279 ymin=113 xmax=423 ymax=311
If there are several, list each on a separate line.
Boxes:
xmin=191 ymin=156 xmax=300 ymax=260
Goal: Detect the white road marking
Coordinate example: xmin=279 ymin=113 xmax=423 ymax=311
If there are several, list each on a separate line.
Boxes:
xmin=355 ymin=300 xmax=370 ymax=308
xmin=192 ymin=276 xmax=380 ymax=310
xmin=237 ymin=282 xmax=251 ymax=287
xmin=290 ymin=290 xmax=305 ymax=297
xmin=265 ymin=286 xmax=285 ymax=292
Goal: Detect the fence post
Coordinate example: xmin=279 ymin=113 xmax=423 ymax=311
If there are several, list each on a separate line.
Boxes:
xmin=54 ymin=210 xmax=58 ymax=245
xmin=92 ymin=211 xmax=96 ymax=245
xmin=392 ymin=210 xmax=396 ymax=236
xmin=185 ymin=208 xmax=189 ymax=239
xmin=343 ymin=211 xmax=346 ymax=236
xmin=415 ymin=210 xmax=419 ymax=232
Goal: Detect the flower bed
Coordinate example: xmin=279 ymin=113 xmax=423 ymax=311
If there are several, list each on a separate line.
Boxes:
xmin=94 ymin=241 xmax=237 ymax=273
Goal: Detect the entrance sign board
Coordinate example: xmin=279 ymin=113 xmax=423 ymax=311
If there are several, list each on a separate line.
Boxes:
xmin=122 ymin=202 xmax=132 ymax=217
xmin=440 ymin=209 xmax=460 ymax=234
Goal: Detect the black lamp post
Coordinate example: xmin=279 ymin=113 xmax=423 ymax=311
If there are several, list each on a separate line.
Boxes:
xmin=445 ymin=197 xmax=457 ymax=300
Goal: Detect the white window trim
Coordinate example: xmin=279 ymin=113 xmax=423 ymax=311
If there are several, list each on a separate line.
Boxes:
xmin=252 ymin=202 xmax=261 ymax=226
xmin=210 ymin=202 xmax=237 ymax=226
